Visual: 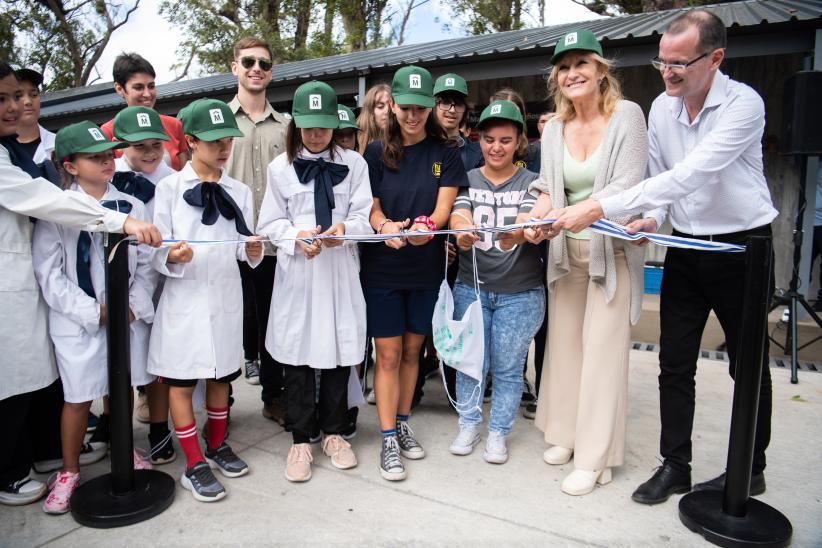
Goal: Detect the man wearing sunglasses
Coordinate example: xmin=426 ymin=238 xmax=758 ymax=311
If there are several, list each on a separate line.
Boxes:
xmin=546 ymin=10 xmax=777 ymax=505
xmin=225 ymin=37 xmax=290 ymax=424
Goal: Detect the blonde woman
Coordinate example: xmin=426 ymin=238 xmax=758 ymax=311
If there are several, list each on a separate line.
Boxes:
xmin=356 ymin=83 xmax=391 ymax=152
xmin=525 ymin=29 xmax=648 ymax=496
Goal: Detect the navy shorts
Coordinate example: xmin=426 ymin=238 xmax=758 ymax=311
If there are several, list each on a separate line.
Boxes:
xmin=157 ymin=369 xmax=241 ymax=388
xmin=363 ymin=287 xmax=438 ymax=338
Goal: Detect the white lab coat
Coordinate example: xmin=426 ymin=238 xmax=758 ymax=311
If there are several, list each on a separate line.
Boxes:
xmin=32 ymin=125 xmax=56 ymax=165
xmin=257 ymin=147 xmax=372 ymax=369
xmin=0 ymin=145 xmax=128 ymax=401
xmin=147 ymin=163 xmax=260 ymax=380
xmin=32 ymin=184 xmax=156 ymax=402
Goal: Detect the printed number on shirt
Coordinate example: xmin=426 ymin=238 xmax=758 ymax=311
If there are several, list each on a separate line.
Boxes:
xmin=472 ymin=205 xmax=519 ymax=251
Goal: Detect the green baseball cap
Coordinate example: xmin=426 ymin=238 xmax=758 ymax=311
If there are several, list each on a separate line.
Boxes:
xmin=336 ymin=105 xmax=359 ymax=131
xmin=292 ymin=81 xmax=339 ymax=129
xmin=113 ymin=106 xmax=170 ymax=143
xmin=179 ymin=98 xmax=244 ymax=141
xmin=55 ymin=121 xmax=128 ymax=161
xmin=551 ymin=29 xmax=603 ymax=64
xmin=391 ymin=66 xmax=435 ymax=108
xmin=477 ymin=100 xmax=524 ymax=130
xmin=433 ymin=73 xmax=468 ymax=97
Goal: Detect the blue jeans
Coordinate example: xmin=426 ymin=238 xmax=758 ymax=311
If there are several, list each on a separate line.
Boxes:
xmin=453 ymin=280 xmax=545 ymax=435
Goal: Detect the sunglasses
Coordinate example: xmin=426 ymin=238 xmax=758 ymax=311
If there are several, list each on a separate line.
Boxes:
xmin=240 ymin=56 xmax=273 ymax=72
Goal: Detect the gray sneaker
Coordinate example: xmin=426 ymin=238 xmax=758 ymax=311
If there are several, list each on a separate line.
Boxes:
xmin=205 ymin=443 xmax=249 ymax=478
xmin=397 ymin=420 xmax=425 ymax=460
xmin=244 ymin=360 xmax=260 ymax=385
xmin=181 ymin=462 xmax=226 ymax=503
xmin=379 ymin=435 xmax=406 ymax=481
xmin=449 ymin=425 xmax=481 ymax=456
xmin=483 ymin=431 xmax=508 ymax=464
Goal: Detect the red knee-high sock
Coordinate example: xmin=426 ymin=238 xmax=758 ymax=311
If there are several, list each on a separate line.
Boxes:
xmin=175 ymin=422 xmax=205 ymax=469
xmin=206 ymin=406 xmax=228 ymax=451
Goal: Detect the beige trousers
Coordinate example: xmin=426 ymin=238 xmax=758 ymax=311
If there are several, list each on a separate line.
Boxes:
xmin=534 ymin=239 xmax=631 ymax=470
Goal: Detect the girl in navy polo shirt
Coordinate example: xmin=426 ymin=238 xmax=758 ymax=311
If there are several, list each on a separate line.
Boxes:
xmin=361 ymin=65 xmax=467 ymax=481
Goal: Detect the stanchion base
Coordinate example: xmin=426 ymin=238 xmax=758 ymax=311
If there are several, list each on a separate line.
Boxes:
xmin=71 ymin=470 xmax=175 ymax=529
xmin=679 ymin=490 xmax=792 ymax=548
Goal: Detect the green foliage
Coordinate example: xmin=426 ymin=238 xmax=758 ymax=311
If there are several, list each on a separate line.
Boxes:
xmin=451 ymin=0 xmax=530 ymax=34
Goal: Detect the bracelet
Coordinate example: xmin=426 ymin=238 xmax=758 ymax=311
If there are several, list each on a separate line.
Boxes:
xmin=413 ymin=215 xmax=436 ymax=241
xmin=377 ymin=218 xmax=393 ymax=234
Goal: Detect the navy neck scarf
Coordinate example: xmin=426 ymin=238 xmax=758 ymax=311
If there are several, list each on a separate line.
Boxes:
xmin=1 ymin=135 xmax=42 ymax=180
xmin=293 ymin=157 xmax=349 ymax=231
xmin=183 ymin=182 xmax=252 ymax=237
xmin=112 ymin=171 xmax=156 ymax=204
xmin=76 ymin=200 xmax=133 ymax=299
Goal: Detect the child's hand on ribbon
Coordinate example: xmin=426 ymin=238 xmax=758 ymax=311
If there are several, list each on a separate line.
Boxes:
xmin=382 ymin=219 xmax=409 ymax=250
xmin=296 ymin=225 xmax=322 ymax=260
xmin=319 ymin=224 xmax=346 ymax=248
xmin=167 ymin=241 xmax=193 ymax=264
xmin=245 ymin=236 xmax=264 ymax=260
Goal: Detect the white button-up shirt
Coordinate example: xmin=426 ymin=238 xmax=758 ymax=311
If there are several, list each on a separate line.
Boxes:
xmin=600 ymin=71 xmax=777 ymax=235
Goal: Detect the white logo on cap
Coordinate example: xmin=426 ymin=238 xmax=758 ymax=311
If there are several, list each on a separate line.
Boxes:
xmin=445 ymin=77 xmax=455 ymax=87
xmin=136 ymin=113 xmax=151 ymax=127
xmin=409 ymin=74 xmax=421 ymax=89
xmin=309 ymin=94 xmax=322 ymax=110
xmin=88 ymin=128 xmax=105 ymax=141
xmin=338 ymin=109 xmax=349 ymax=121
xmin=565 ymin=32 xmax=578 ymax=46
xmin=209 ymin=109 xmax=224 ymax=124
xmin=490 ymin=104 xmax=502 ymax=115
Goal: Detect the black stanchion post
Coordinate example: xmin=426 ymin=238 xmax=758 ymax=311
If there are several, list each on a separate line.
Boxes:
xmin=679 ymin=236 xmax=792 ymax=547
xmin=71 ymin=233 xmax=176 ymax=528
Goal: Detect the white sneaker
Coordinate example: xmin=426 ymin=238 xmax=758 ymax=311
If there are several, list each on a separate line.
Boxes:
xmin=543 ymin=445 xmax=573 ymax=465
xmin=0 ymin=476 xmax=47 ymax=506
xmin=483 ymin=431 xmax=508 ymax=464
xmin=135 ymin=391 xmax=150 ymax=424
xmin=561 ymin=468 xmax=612 ymax=496
xmin=449 ymin=425 xmax=481 ymax=456
xmin=365 ymin=389 xmax=376 ymax=405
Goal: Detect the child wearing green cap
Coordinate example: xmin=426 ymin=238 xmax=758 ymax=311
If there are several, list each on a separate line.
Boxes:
xmin=446 ymin=100 xmax=545 ymax=464
xmin=433 ymin=73 xmax=483 ymax=170
xmin=146 ymin=97 xmax=264 ymax=503
xmin=334 ymin=104 xmax=360 ymax=151
xmin=360 ymin=65 xmax=468 ymax=481
xmin=257 ymin=80 xmax=373 ymax=483
xmin=32 ymin=121 xmax=158 ymax=514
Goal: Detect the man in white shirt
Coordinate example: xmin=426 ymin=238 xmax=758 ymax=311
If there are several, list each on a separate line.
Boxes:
xmin=547 ymin=10 xmax=777 ymax=504
xmin=0 ymin=60 xmax=161 ymax=506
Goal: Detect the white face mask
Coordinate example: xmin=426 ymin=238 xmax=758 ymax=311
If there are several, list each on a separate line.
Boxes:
xmin=432 ymin=246 xmax=484 ymax=413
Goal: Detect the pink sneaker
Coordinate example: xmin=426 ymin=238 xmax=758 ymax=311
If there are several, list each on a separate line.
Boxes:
xmin=134 ymin=448 xmax=154 ymax=470
xmin=43 ymin=471 xmax=80 ymax=514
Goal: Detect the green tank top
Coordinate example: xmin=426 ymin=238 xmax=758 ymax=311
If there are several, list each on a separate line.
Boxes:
xmin=563 ymin=143 xmax=602 ymax=240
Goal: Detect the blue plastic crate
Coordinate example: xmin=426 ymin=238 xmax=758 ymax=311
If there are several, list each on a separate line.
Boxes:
xmin=644 ymin=266 xmax=663 ymax=295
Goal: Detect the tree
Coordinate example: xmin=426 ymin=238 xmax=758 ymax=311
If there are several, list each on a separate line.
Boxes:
xmin=569 ymin=0 xmax=744 ymax=16
xmin=1 ymin=0 xmax=141 ymax=90
xmin=451 ymin=0 xmax=530 ymax=35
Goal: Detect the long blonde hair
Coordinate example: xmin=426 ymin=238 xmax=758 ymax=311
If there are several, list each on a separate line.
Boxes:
xmin=548 ymin=52 xmax=622 ymax=123
xmin=356 ymin=83 xmax=391 ymax=151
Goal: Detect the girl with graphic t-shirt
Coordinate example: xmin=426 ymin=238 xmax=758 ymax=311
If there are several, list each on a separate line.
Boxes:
xmin=361 ymin=65 xmax=467 ymax=481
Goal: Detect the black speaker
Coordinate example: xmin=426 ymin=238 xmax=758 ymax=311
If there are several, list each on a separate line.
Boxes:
xmin=780 ymin=71 xmax=822 ymax=155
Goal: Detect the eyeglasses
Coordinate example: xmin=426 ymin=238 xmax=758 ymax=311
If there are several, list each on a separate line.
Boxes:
xmin=650 ymin=52 xmax=709 ymax=72
xmin=436 ymin=98 xmax=466 ymax=113
xmin=240 ymin=56 xmax=273 ymax=72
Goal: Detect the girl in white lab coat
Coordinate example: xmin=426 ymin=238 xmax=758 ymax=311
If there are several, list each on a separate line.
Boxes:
xmin=257 ymin=81 xmax=372 ymax=483
xmin=147 ymin=98 xmax=263 ymax=503
xmin=32 ymin=121 xmax=157 ymax=515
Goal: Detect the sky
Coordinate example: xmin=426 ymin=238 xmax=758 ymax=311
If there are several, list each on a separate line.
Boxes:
xmin=95 ymin=0 xmax=602 ymax=85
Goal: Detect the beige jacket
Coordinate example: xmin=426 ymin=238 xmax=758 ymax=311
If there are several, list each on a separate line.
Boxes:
xmin=529 ymin=100 xmax=649 ymax=324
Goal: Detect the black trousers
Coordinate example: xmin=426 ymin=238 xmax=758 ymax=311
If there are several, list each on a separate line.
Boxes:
xmin=1 ymin=379 xmax=64 ymax=487
xmin=812 ymin=225 xmax=822 ymax=301
xmin=239 ymin=256 xmax=285 ymax=403
xmin=659 ymin=226 xmax=773 ymax=475
xmin=285 ymin=366 xmax=350 ymax=444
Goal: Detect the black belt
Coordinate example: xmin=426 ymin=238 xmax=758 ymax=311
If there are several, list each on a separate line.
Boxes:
xmin=672 ymin=224 xmax=772 ymax=245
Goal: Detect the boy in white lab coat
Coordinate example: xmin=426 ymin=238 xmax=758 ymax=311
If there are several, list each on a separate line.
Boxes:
xmin=147 ymin=98 xmax=263 ymax=503
xmin=32 ymin=121 xmax=157 ymax=515
xmin=257 ymin=81 xmax=373 ymax=483
xmin=112 ymin=104 xmax=177 ymax=465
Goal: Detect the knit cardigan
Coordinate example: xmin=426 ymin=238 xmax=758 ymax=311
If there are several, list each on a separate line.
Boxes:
xmin=529 ymin=99 xmax=649 ymax=324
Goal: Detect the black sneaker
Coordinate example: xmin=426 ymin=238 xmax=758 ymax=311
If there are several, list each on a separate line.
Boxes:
xmin=396 ymin=420 xmax=425 ymax=460
xmin=523 ymin=401 xmax=537 ymax=419
xmin=86 ymin=412 xmax=99 ymax=433
xmin=205 ymin=443 xmax=249 ymax=478
xmin=521 ymin=378 xmax=536 ymax=407
xmin=148 ymin=429 xmax=176 ymax=465
xmin=181 ymin=461 xmax=226 ymax=503
xmin=244 ymin=359 xmax=260 ymax=385
xmin=88 ymin=413 xmax=109 ymax=444
xmin=341 ymin=407 xmax=358 ymax=440
xmin=379 ymin=435 xmax=406 ymax=481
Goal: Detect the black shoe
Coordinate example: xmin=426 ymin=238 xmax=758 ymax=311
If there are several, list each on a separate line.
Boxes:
xmin=693 ymin=472 xmax=766 ymax=497
xmin=148 ymin=428 xmax=176 ymax=465
xmin=631 ymin=463 xmax=691 ymax=505
xmin=88 ymin=413 xmax=109 ymax=444
xmin=520 ymin=378 xmax=536 ymax=407
xmin=522 ymin=401 xmax=537 ymax=419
